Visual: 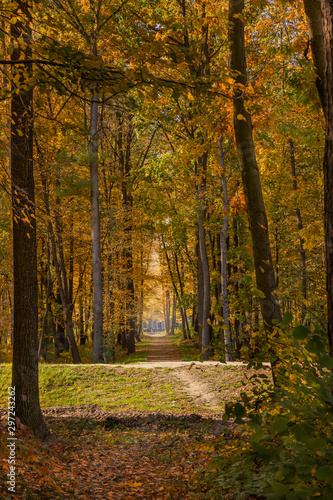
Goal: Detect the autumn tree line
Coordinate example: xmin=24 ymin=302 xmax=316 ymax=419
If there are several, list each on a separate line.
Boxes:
xmin=0 ymin=0 xmax=333 ymax=433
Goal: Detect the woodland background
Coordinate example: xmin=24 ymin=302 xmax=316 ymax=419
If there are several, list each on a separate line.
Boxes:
xmin=1 ymin=1 xmax=333 ymax=498
xmin=0 ymin=0 xmax=326 ymax=363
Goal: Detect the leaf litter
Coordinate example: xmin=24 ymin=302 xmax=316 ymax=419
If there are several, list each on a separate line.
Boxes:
xmin=0 ymin=335 xmax=270 ymax=498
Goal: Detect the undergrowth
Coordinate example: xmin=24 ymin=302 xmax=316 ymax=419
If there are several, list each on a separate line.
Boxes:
xmin=169 ymin=328 xmax=200 ymax=361
xmin=202 ymin=313 xmax=333 ymax=499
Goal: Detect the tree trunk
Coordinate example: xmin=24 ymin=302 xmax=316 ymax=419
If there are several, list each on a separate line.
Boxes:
xmin=198 ymin=212 xmax=211 ymax=358
xmin=10 ymin=0 xmax=47 ymax=436
xmin=165 ymin=289 xmax=171 ymax=334
xmin=289 ymin=139 xmax=307 ymax=309
xmin=90 ymin=90 xmax=104 ymax=362
xmin=321 ymin=0 xmax=333 ymax=356
xmin=228 ymin=0 xmax=282 ymax=332
xmin=38 ymin=230 xmax=51 ymax=361
xmin=303 ymin=0 xmax=325 ymax=107
xmin=171 ymin=292 xmax=176 ymax=334
xmin=37 ymin=160 xmax=80 ymax=362
xmin=219 ymin=138 xmax=233 ymax=361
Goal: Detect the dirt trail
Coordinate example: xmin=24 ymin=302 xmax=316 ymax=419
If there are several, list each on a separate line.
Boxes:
xmin=147 ymin=332 xmax=182 ymax=362
xmin=147 ymin=333 xmax=222 ymax=408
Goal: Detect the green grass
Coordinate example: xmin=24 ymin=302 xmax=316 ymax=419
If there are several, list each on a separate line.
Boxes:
xmin=115 ymin=334 xmax=152 ymax=364
xmin=169 ymin=329 xmax=201 ymax=361
xmin=1 ymin=334 xmax=152 ymax=366
xmin=0 ymin=364 xmax=202 ymax=413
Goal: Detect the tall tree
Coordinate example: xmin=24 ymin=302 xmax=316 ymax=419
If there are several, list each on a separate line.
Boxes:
xmin=10 ymin=0 xmax=47 ymax=435
xmin=219 ymin=137 xmax=233 ymax=361
xmin=321 ymin=0 xmax=333 ymax=355
xmin=90 ymin=88 xmax=104 ymax=362
xmin=228 ymin=0 xmax=282 ymax=331
xmin=303 ymin=0 xmax=325 ymax=107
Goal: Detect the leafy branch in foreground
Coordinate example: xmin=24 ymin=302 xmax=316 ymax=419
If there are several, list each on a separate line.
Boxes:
xmin=207 ymin=316 xmax=333 ymax=499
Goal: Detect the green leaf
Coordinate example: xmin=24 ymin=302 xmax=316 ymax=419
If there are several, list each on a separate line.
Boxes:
xmin=315 ymin=466 xmax=333 ymax=481
xmin=306 ymin=335 xmax=325 ymax=354
xmin=296 ymin=464 xmax=311 ymax=476
xmin=319 ymin=354 xmax=333 ymax=369
xmin=252 ymin=442 xmax=275 ymax=462
xmin=306 ymin=436 xmax=326 ymax=450
xmin=292 ymin=487 xmax=312 ymax=499
xmin=292 ymin=423 xmax=314 ymax=443
xmin=292 ymin=325 xmax=308 ymax=340
xmin=271 ymin=415 xmax=289 ymax=433
xmin=282 ymin=312 xmax=293 ymax=326
xmin=234 ymin=402 xmax=245 ymax=418
xmin=249 ymin=429 xmax=264 ymax=443
xmin=270 ymin=483 xmax=289 ymax=495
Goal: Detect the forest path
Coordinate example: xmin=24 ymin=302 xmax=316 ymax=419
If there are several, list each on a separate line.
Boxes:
xmin=147 ymin=332 xmax=182 ymax=362
xmin=146 ymin=332 xmax=221 ymax=408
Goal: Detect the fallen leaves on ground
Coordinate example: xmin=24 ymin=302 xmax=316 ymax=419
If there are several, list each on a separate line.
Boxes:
xmin=0 ymin=408 xmax=231 ymax=499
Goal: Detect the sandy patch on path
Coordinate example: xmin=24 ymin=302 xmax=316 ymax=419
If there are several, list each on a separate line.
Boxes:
xmin=171 ymin=367 xmax=223 ymax=408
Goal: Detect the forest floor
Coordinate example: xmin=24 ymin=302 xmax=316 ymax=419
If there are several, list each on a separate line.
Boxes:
xmin=0 ymin=333 xmax=270 ymax=499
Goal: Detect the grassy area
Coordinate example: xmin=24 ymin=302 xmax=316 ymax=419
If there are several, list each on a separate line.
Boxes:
xmin=115 ymin=334 xmax=152 ymax=364
xmin=169 ymin=329 xmax=201 ymax=361
xmin=0 ymin=364 xmax=202 ymax=413
xmin=0 ymin=334 xmax=152 ymax=366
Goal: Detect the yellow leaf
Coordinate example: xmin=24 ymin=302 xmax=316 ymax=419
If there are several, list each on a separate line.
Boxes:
xmin=237 ymin=114 xmax=246 ymax=121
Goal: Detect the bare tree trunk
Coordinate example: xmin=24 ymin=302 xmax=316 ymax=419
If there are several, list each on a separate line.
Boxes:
xmin=38 ymin=160 xmax=81 ymax=363
xmin=90 ymin=90 xmax=104 ymax=362
xmin=38 ymin=230 xmax=51 ymax=360
xmin=219 ymin=138 xmax=233 ymax=361
xmin=165 ymin=289 xmax=171 ymax=334
xmin=228 ymin=0 xmax=282 ymax=334
xmin=196 ymin=151 xmax=212 ymax=358
xmin=289 ymin=139 xmax=307 ymax=311
xmin=303 ymin=0 xmax=325 ymax=107
xmin=320 ymin=0 xmax=333 ymax=355
xmin=197 ymin=238 xmax=203 ymax=346
xmin=174 ymin=251 xmax=189 ymax=339
xmin=171 ymin=292 xmax=176 ymax=334
xmin=10 ymin=0 xmax=47 ymax=436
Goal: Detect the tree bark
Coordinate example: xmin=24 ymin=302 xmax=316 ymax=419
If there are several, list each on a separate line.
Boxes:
xmin=10 ymin=0 xmax=47 ymax=436
xmin=219 ymin=138 xmax=233 ymax=361
xmin=165 ymin=289 xmax=171 ymax=334
xmin=90 ymin=90 xmax=104 ymax=362
xmin=37 ymin=159 xmax=81 ymax=363
xmin=288 ymin=139 xmax=307 ymax=307
xmin=228 ymin=0 xmax=282 ymax=331
xmin=303 ymin=0 xmax=325 ymax=107
xmin=320 ymin=0 xmax=333 ymax=356
xmin=38 ymin=230 xmax=51 ymax=360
